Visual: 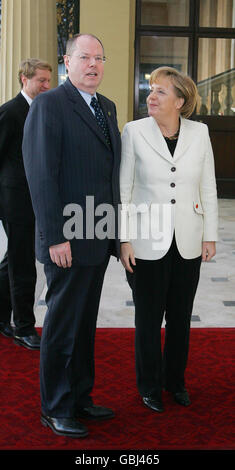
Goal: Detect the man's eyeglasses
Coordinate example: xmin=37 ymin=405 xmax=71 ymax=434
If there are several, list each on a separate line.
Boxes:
xmin=68 ymin=55 xmax=106 ymax=64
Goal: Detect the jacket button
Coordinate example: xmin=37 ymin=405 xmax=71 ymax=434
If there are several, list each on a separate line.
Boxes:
xmin=170 ymin=182 xmax=175 ymax=187
xmin=171 ymin=199 xmax=176 ymax=204
xmin=171 ymin=167 xmax=176 ymax=172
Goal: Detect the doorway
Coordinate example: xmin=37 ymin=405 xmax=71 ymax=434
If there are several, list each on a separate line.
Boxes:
xmin=135 ymin=0 xmax=235 ymax=197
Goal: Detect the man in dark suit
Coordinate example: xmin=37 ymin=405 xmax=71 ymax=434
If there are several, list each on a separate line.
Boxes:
xmin=0 ymin=59 xmax=52 ymax=349
xmin=23 ymin=34 xmax=121 ymax=438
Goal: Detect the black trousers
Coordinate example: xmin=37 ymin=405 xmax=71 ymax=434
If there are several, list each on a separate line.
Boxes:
xmin=0 ymin=220 xmax=37 ymax=335
xmin=127 ymin=236 xmax=201 ymax=398
xmin=40 ymin=255 xmax=110 ymax=417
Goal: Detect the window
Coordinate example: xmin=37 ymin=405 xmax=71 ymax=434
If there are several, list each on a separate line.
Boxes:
xmin=197 ymin=37 xmax=235 ymax=115
xmin=135 ymin=0 xmax=235 ymax=118
xmin=141 ymin=0 xmax=190 ymax=26
xmin=199 ymin=0 xmax=235 ymax=28
xmin=138 ymin=35 xmax=189 ymax=117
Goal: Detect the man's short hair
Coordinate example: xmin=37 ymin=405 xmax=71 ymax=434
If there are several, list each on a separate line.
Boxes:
xmin=66 ymin=33 xmax=105 ymax=56
xmin=18 ymin=58 xmax=52 ymax=88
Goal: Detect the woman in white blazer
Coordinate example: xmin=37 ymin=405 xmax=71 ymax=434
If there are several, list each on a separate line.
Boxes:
xmin=120 ymin=67 xmax=218 ymax=413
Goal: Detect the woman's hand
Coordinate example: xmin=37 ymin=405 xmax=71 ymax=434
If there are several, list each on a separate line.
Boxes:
xmin=120 ymin=242 xmax=136 ymax=273
xmin=202 ymin=241 xmax=216 ymax=262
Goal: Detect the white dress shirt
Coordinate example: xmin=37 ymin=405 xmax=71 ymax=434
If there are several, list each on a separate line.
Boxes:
xmin=77 ymin=88 xmax=97 ymax=115
xmin=21 ymin=90 xmax=33 ymax=106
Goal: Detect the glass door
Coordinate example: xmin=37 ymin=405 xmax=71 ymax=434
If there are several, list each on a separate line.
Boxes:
xmin=195 ymin=0 xmax=235 ymax=197
xmin=138 ymin=35 xmax=189 ymax=118
xmin=135 ymin=0 xmax=192 ymax=119
xmin=135 ymin=0 xmax=235 ymax=197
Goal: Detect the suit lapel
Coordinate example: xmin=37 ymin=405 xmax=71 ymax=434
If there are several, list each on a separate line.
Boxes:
xmin=139 ymin=116 xmax=193 ymax=163
xmin=173 ymin=117 xmax=194 ymax=162
xmin=15 ymin=93 xmax=30 ymax=123
xmin=63 ymin=79 xmax=112 ymax=150
xmin=139 ymin=117 xmax=173 ymax=163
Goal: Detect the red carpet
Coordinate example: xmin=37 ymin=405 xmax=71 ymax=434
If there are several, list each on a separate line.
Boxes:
xmin=0 ymin=328 xmax=234 ymax=456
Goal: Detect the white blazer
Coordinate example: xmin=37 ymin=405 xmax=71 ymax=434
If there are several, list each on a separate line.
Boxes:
xmin=120 ymin=116 xmax=218 ymax=260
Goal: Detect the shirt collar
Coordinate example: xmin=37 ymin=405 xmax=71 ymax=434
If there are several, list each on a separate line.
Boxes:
xmin=77 ymin=88 xmax=97 ymax=106
xmin=21 ymin=90 xmax=33 ymax=106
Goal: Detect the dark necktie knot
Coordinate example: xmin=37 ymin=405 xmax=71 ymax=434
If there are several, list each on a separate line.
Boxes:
xmin=90 ymin=97 xmax=111 ymax=148
xmin=90 ymin=96 xmax=99 ymax=110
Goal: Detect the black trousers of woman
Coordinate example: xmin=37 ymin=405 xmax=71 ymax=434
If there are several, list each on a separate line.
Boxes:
xmin=127 ymin=236 xmax=201 ymax=400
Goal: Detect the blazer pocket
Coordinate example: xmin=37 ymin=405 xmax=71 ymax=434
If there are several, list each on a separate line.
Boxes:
xmin=193 ymin=201 xmax=204 ymax=215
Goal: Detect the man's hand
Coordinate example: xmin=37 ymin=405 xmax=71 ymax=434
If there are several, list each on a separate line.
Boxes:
xmin=49 ymin=241 xmax=72 ymax=268
xmin=202 ymin=241 xmax=216 ymax=262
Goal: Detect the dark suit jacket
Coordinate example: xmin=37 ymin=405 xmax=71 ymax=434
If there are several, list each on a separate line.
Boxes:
xmin=23 ymin=78 xmax=121 ymax=265
xmin=0 ymin=92 xmax=34 ymax=224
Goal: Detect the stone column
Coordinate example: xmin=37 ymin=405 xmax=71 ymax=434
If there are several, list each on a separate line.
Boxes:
xmin=0 ymin=0 xmax=58 ymax=104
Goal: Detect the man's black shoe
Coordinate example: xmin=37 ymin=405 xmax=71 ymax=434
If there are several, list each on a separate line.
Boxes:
xmin=77 ymin=404 xmax=115 ymax=420
xmin=41 ymin=415 xmax=88 ymax=438
xmin=14 ymin=332 xmax=41 ymax=350
xmin=0 ymin=322 xmax=13 ymax=338
xmin=172 ymin=389 xmax=191 ymax=407
xmin=143 ymin=396 xmax=164 ymax=413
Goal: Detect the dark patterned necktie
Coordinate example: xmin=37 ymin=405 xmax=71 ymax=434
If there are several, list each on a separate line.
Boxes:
xmin=90 ymin=96 xmax=111 ymax=147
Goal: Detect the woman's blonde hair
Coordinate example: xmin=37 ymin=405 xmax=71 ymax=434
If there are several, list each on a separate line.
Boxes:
xmin=149 ymin=66 xmax=198 ymax=118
